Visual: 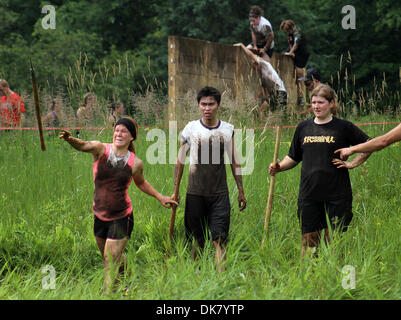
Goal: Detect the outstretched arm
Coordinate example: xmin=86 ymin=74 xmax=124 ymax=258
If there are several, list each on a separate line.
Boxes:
xmin=59 ymin=129 xmax=104 ymax=159
xmin=335 ymin=123 xmax=401 ymax=159
xmin=332 ymin=152 xmax=371 ymax=169
xmin=234 ymin=43 xmax=259 ymax=64
xmin=132 ymin=157 xmax=178 ymax=209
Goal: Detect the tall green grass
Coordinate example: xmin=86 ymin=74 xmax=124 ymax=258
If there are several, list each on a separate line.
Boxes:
xmin=0 ymin=122 xmax=400 ymax=299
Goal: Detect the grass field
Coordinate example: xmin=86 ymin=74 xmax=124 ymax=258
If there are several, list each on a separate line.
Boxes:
xmin=0 ymin=118 xmax=400 ymax=300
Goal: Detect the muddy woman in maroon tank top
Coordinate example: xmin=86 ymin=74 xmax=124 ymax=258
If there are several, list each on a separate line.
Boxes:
xmin=59 ymin=117 xmax=178 ymax=293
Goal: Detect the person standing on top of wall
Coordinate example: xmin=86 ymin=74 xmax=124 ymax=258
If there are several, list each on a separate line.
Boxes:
xmin=280 ymin=19 xmax=310 ymax=106
xmin=246 ymin=5 xmax=275 ymax=63
xmin=297 ymin=67 xmax=322 ymax=115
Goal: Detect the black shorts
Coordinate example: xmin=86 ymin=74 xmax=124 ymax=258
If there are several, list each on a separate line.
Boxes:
xmin=184 ymin=193 xmax=231 ymax=243
xmin=294 ymin=51 xmax=310 ymax=68
xmin=94 ymin=213 xmax=134 ymax=240
xmin=297 ymin=198 xmax=353 ymax=234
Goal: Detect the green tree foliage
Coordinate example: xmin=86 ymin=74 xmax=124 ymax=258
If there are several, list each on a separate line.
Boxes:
xmin=0 ymin=0 xmax=399 ymax=113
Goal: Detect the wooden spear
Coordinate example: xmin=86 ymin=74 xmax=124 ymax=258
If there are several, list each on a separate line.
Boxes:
xmin=262 ymin=125 xmax=281 ymax=247
xmin=164 ymin=204 xmax=177 ymax=267
xmin=30 ymin=59 xmax=46 ymax=151
xmin=168 ymin=205 xmax=177 ymax=241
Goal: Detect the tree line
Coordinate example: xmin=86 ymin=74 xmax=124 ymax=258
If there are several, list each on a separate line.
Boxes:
xmin=0 ymin=0 xmax=400 ymax=113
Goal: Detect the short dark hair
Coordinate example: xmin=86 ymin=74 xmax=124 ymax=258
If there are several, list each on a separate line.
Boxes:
xmin=196 ymin=86 xmax=221 ymax=104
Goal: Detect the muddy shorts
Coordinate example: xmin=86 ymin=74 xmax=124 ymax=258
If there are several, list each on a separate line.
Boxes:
xmin=94 ymin=213 xmax=134 ymax=239
xmin=184 ymin=193 xmax=231 ymax=243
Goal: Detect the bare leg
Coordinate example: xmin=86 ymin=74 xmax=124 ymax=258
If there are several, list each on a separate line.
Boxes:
xmin=95 ymin=236 xmax=106 ymax=258
xmin=103 ymin=237 xmax=129 ymax=293
xmin=301 ymin=231 xmax=320 ymax=260
xmin=191 ymin=239 xmax=205 ymax=260
xmin=213 ymin=239 xmax=227 ymax=273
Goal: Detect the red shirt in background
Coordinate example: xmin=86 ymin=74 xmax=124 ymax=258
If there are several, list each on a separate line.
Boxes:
xmin=0 ymin=93 xmax=25 ymax=126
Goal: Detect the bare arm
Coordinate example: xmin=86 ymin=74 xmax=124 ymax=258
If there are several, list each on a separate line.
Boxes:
xmin=251 ymin=31 xmax=257 ymax=49
xmin=268 ymin=155 xmax=298 ymax=176
xmin=263 ymin=26 xmax=274 ymax=52
xmin=59 ymin=129 xmax=104 ymax=159
xmin=335 ymin=123 xmax=401 ymax=159
xmin=332 ymin=152 xmax=371 ymax=169
xmin=228 ymin=138 xmax=247 ymax=211
xmin=132 ymin=157 xmax=178 ymax=209
xmin=285 ymin=42 xmax=297 ymax=57
xmin=172 ymin=141 xmax=189 ymax=202
xmin=233 ymin=43 xmax=259 ymax=63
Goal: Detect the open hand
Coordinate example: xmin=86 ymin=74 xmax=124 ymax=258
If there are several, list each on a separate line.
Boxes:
xmin=334 ymin=148 xmax=351 ymax=160
xmin=332 ymin=158 xmax=354 ymax=169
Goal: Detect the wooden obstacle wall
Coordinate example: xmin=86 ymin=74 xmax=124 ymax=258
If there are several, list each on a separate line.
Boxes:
xmin=168 ymin=35 xmax=299 ymax=122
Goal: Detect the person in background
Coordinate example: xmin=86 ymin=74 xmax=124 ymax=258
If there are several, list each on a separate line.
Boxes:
xmin=246 ymin=5 xmax=275 ymax=63
xmin=77 ymin=92 xmax=97 ymax=127
xmin=280 ymin=20 xmax=310 ymax=106
xmin=43 ymin=99 xmax=60 ymax=128
xmin=234 ymin=43 xmax=287 ymax=117
xmin=0 ymin=79 xmax=25 ymax=128
xmin=299 ymin=67 xmax=321 ymax=94
xmin=297 ymin=67 xmax=322 ymax=114
xmin=108 ymin=100 xmax=125 ymax=128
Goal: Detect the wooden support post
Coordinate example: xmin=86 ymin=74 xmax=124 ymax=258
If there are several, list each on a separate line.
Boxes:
xmin=168 ymin=36 xmax=177 ymax=122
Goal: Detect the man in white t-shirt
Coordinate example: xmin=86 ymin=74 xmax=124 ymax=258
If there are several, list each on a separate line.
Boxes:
xmin=172 ymin=86 xmax=247 ymax=272
xmin=234 ymin=43 xmax=287 ymax=116
xmin=246 ymin=5 xmax=274 ymax=62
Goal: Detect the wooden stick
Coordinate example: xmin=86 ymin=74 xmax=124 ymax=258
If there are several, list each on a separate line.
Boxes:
xmin=30 ymin=59 xmax=46 ymax=151
xmin=164 ymin=205 xmax=177 ymax=267
xmin=168 ymin=205 xmax=177 ymax=241
xmin=262 ymin=125 xmax=281 ymax=246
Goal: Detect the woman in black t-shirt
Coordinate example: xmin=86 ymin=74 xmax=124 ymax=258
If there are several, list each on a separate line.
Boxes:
xmin=268 ymin=84 xmax=371 ymax=258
